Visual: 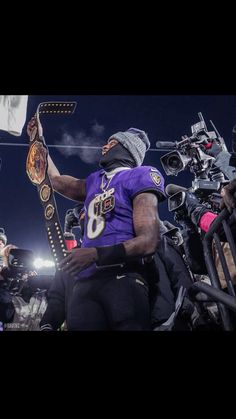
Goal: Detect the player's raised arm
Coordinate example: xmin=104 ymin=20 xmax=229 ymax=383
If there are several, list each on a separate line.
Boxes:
xmin=27 ymin=116 xmax=86 ymax=202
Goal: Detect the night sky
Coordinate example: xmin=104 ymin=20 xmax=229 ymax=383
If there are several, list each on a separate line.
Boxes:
xmin=0 ymin=95 xmax=236 ymax=262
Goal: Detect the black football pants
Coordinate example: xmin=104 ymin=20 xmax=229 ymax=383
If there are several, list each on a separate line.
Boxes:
xmin=67 ymin=272 xmax=150 ymax=331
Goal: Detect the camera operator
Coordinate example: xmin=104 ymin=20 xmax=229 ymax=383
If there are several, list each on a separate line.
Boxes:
xmin=158 ymin=114 xmax=236 ymax=219
xmin=180 ymin=186 xmax=236 ymax=238
xmin=0 ymin=244 xmax=52 ymax=331
xmin=181 ymin=190 xmax=218 ymax=233
xmin=156 ymin=116 xmax=236 ymax=328
xmin=149 ymin=220 xmax=212 ymax=330
xmin=179 ymin=214 xmax=208 ymax=276
xmin=0 ymin=230 xmax=17 ymax=327
xmin=0 ymin=229 xmax=17 ymax=270
xmin=167 ymin=184 xmax=236 ymax=292
xmin=203 ymin=123 xmax=236 ymax=213
xmin=220 ymin=179 xmax=236 ymax=213
xmin=40 ymin=205 xmax=85 ymax=331
xmin=63 ymin=203 xmax=84 ymax=250
xmin=229 ymin=124 xmax=236 ymax=166
xmin=0 ymin=229 xmax=7 ymax=267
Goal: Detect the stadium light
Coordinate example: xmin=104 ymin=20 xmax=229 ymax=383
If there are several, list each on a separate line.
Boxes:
xmin=34 ymin=258 xmax=55 ymax=270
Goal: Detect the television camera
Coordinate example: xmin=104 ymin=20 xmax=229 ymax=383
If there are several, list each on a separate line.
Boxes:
xmin=1 ymin=248 xmax=35 ymax=293
xmin=156 ymin=112 xmax=230 ymax=180
xmin=156 ymin=113 xmax=232 ymax=215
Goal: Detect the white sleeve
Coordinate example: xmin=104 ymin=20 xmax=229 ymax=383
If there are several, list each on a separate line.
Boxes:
xmin=0 ymin=95 xmax=28 ymax=136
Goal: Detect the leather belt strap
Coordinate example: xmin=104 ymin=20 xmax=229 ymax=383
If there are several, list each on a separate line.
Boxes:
xmin=26 ymin=101 xmax=77 ymax=269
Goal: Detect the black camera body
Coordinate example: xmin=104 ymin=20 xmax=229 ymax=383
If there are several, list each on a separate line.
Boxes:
xmin=167 ymin=191 xmax=191 ymax=224
xmin=168 ymin=183 xmax=223 ymax=221
xmin=8 ymin=249 xmax=34 ymax=277
xmin=160 ymin=150 xmax=192 ymax=176
xmin=9 ymin=248 xmax=34 ymax=269
xmin=0 ymin=249 xmax=35 ymax=295
xmin=157 ymin=113 xmax=227 ymax=180
xmin=168 ymin=191 xmax=186 ymax=213
xmin=160 ymin=137 xmax=215 ymax=179
xmin=158 ymin=113 xmax=231 ymax=218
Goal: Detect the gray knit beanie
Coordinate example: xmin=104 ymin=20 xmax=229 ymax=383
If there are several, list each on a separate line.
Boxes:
xmin=108 ymin=127 xmax=150 ymax=167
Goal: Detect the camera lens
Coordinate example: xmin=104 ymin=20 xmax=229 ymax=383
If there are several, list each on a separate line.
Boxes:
xmin=167 ymin=155 xmax=183 ymax=170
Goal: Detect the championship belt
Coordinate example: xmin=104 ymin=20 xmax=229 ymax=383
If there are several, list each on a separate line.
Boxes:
xmin=26 ymin=101 xmax=77 ymax=269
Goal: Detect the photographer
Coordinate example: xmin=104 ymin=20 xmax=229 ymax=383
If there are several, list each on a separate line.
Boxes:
xmin=158 ymin=114 xmax=236 ymax=219
xmin=209 ymin=121 xmax=236 ymax=206
xmin=0 ymin=229 xmax=17 ymax=270
xmin=220 ymin=179 xmax=236 ymax=213
xmin=181 ymin=190 xmax=218 ymax=233
xmin=149 ymin=220 xmax=211 ymax=330
xmin=196 ymin=122 xmax=236 ymax=214
xmin=156 ymin=115 xmax=236 ymax=328
xmin=0 ymin=230 xmax=17 ymax=327
xmin=219 ymin=124 xmax=236 ymax=212
xmin=1 ymin=245 xmax=51 ymax=331
xmin=0 ymin=229 xmax=7 ymax=267
xmin=63 ymin=203 xmax=84 ymax=250
xmin=182 ymin=187 xmax=236 ymax=236
xmin=168 ymin=185 xmax=236 ymax=292
xmin=229 ymin=124 xmax=236 ymax=166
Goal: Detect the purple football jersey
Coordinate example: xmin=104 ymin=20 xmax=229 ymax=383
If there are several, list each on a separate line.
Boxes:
xmin=78 ymin=166 xmax=165 ymax=279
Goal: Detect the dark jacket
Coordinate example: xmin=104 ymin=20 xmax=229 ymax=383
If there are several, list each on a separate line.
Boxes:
xmin=151 ymin=236 xmax=194 ymax=328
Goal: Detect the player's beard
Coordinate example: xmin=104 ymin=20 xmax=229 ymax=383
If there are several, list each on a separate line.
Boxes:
xmin=99 ymin=143 xmax=136 ymax=172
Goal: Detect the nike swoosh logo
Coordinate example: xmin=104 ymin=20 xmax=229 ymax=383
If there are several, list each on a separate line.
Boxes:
xmin=117 ymin=275 xmax=126 ymax=279
xmin=135 ymin=279 xmax=145 ymax=286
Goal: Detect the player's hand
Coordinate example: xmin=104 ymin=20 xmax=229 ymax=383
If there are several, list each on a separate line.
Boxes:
xmin=27 ymin=115 xmax=43 ymax=140
xmin=58 ymin=247 xmax=98 ymax=276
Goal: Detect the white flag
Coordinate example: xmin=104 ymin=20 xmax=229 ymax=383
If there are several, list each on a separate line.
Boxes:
xmin=0 ymin=95 xmax=28 ymax=136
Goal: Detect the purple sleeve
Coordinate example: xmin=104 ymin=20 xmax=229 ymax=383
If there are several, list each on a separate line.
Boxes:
xmin=125 ymin=166 xmax=166 ymax=201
